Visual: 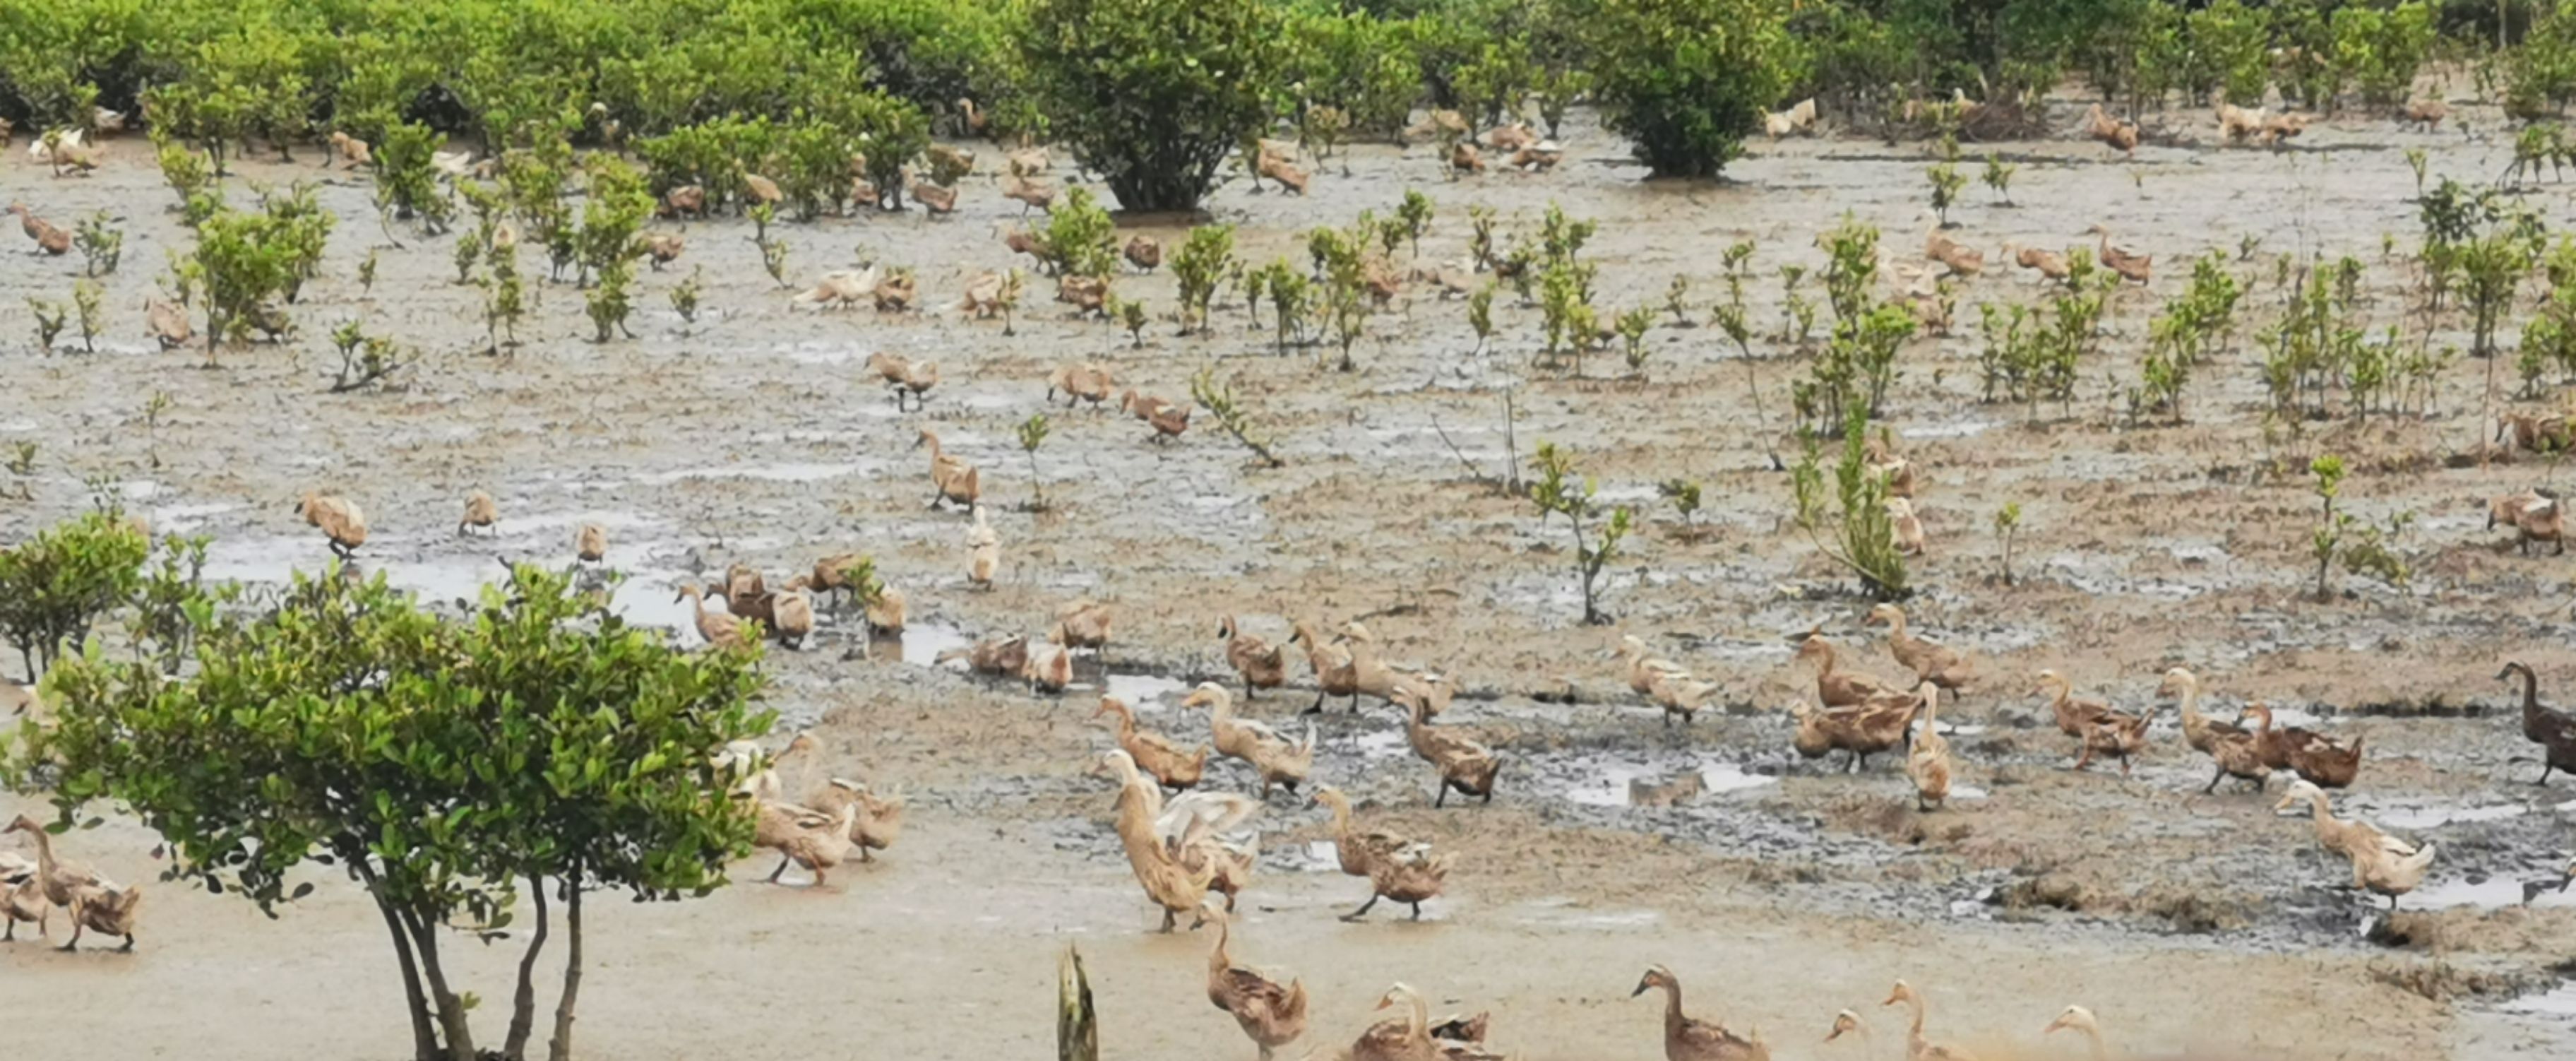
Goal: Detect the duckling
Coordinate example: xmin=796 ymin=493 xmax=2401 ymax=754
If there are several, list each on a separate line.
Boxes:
xmin=7 ymin=203 xmax=69 ymax=256
xmin=1634 ymin=965 xmax=1768 ymax=1061
xmin=674 ymin=585 xmax=744 ymax=648
xmin=297 ymin=492 xmax=369 ymax=557
xmin=1124 ymin=235 xmax=1162 ymax=273
xmin=1053 ymin=599 xmax=1114 ymax=662
xmin=916 ymin=429 xmax=981 ymax=510
xmin=867 ymin=351 xmax=939 ymax=410
xmin=966 ymin=504 xmax=1000 ymax=589
xmin=1205 ymin=909 xmax=1308 ymax=1061
xmin=1183 ymin=682 xmax=1315 ymax=798
xmin=458 ymin=490 xmax=499 ymax=536
xmin=1092 ymin=696 xmax=1208 ymax=791
xmin=2034 ymin=670 xmax=2111 ymax=737
xmin=1048 ymin=362 xmax=1116 ymax=410
xmin=1795 ymin=633 xmax=1895 ymax=707
xmin=328 ymin=131 xmax=371 ymax=168
xmin=643 ymin=232 xmax=684 ymax=271
xmin=1907 ymin=687 xmax=1955 ymax=811
xmin=146 ymin=297 xmax=193 ymax=349
xmin=936 ymin=634 xmax=1029 ymax=677
xmin=574 ymin=522 xmax=607 ymax=564
xmin=1002 ymin=170 xmax=1057 ymax=214
xmin=1121 ymin=389 xmax=1191 ymax=444
xmin=1400 ymin=683 xmax=1501 ymax=807
xmin=2087 ymin=225 xmax=2152 ymax=285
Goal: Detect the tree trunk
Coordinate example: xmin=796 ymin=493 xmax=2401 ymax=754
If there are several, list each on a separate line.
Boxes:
xmin=398 ymin=907 xmax=478 ymax=1061
xmin=504 ymin=875 xmax=551 ymax=1060
xmin=358 ymin=864 xmax=441 ymax=1061
xmin=548 ymin=877 xmax=583 ymax=1061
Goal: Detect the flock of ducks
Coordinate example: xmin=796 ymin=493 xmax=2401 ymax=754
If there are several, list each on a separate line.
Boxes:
xmin=1 ymin=814 xmax=142 ymax=952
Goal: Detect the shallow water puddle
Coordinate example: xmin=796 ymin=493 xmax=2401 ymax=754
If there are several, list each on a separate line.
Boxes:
xmin=153 ymin=501 xmax=241 ymax=532
xmin=898 ymin=622 xmax=974 ymax=666
xmin=2410 ymin=874 xmax=2576 ymax=911
xmin=2372 ymin=803 xmax=2529 ymax=830
xmin=1560 ymin=757 xmax=1776 ymax=808
xmin=2505 ymin=983 xmax=2576 ymax=1016
xmin=636 ymin=462 xmax=861 ymax=484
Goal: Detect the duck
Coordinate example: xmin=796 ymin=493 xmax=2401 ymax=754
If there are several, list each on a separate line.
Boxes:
xmin=1052 ymin=599 xmax=1114 ymax=662
xmin=1925 ymin=230 xmax=1983 ymax=277
xmin=643 ymin=232 xmax=684 ymax=270
xmin=935 ymin=634 xmax=1029 ymax=677
xmin=866 ymin=351 xmax=939 ymax=410
xmin=2080 ymin=103 xmax=2140 ymax=156
xmin=791 ymin=267 xmax=880 ymax=309
xmin=872 ymin=270 xmax=919 ymax=313
xmin=1788 ymin=701 xmax=1839 ymax=764
xmin=574 ymin=522 xmax=608 ymax=564
xmin=1352 ymin=983 xmax=1437 ymax=1061
xmin=966 ymin=504 xmax=1000 ymax=588
xmin=801 ymin=778 xmax=906 ymax=863
xmin=458 ymin=490 xmax=499 ymax=536
xmin=2284 ymin=722 xmax=2363 ymax=790
xmin=1309 ymin=786 xmax=1409 ymax=879
xmin=2075 ymin=700 xmax=2156 ymax=776
xmin=1057 ymin=273 xmax=1111 ymax=316
xmin=1335 ymin=622 xmax=1405 ymax=705
xmin=1819 ymin=683 xmax=1928 ymax=773
xmin=7 ymin=202 xmax=69 ymax=255
xmin=2488 ymin=489 xmax=2565 ymax=555
xmin=1008 ymin=146 xmax=1051 ymax=174
xmin=2041 ymin=1007 xmax=2111 ymax=1061
xmin=758 ymin=799 xmax=862 ymax=887
xmin=1508 ymin=142 xmax=1563 ymax=172
xmin=1047 ymin=362 xmax=1117 ymax=410
xmin=2274 ymin=779 xmax=2416 ymax=889
xmin=912 ymin=177 xmax=958 ymax=215
xmin=1633 ymin=965 xmax=1768 ymax=1061
xmin=915 ymin=429 xmax=981 ymax=509
xmin=297 ymin=492 xmax=369 ymax=557
xmin=2034 ymin=670 xmax=2111 ymax=737
xmin=1121 ymin=389 xmax=1192 ymax=444
xmin=2238 ymin=702 xmax=2353 ymax=786
xmin=1219 ymin=615 xmax=1289 ymax=699
xmin=4 ymin=814 xmax=100 ymax=923
xmin=866 ymin=585 xmax=909 ymax=635
xmin=1825 ymin=1010 xmax=1869 ymax=1048
xmin=1205 ymin=910 xmax=1308 ymax=1061
xmin=1646 ymin=668 xmax=1720 ymax=728
xmin=1618 ymin=634 xmax=1690 ymax=697
xmin=1124 ymin=235 xmax=1162 ymax=273
xmin=61 ymin=879 xmax=141 ymax=952
xmin=1098 ymin=750 xmax=1242 ymax=931
xmin=1091 ymin=696 xmax=1208 ymax=792
xmin=1256 ymin=153 xmax=1311 ymax=196
xmin=1449 ymin=141 xmax=1486 ymax=174
xmin=328 ymin=130 xmax=371 ymax=167
xmin=808 ymin=553 xmax=870 ymax=610
xmin=2 ymin=852 xmax=47 ymax=942
xmin=2401 ymin=97 xmax=2449 ymax=130
xmin=1865 ymin=605 xmax=1972 ymax=692
xmin=432 ymin=150 xmax=481 ymax=181
xmin=1291 ymin=619 xmax=1361 ymax=713
xmin=2198 ymin=703 xmax=2270 ymax=794
xmin=2496 ymin=660 xmax=2576 ymax=785
xmin=2010 ymin=244 xmax=2071 ymax=284
xmin=674 ymin=585 xmax=746 ymax=649
xmin=957 ymin=269 xmax=1010 ymax=317
xmin=2352 ymin=839 xmax=2440 ymax=911
xmin=1183 ymin=682 xmax=1314 ymax=798
xmin=1881 ymin=980 xmax=1977 ymax=1061
xmin=1023 ymin=639 xmax=1075 ymax=694
xmin=1400 ymin=682 xmax=1501 ymax=807
xmin=1002 ymin=170 xmax=1057 ymax=214
xmin=2087 ymin=225 xmax=2152 ymax=285
xmin=770 ymin=580 xmax=817 ymax=649
xmin=739 ymin=167 xmax=783 ymax=210
xmin=2157 ymin=667 xmax=2245 ymax=756
xmin=1907 ymin=687 xmax=1955 ymax=811
xmin=146 ymin=297 xmax=193 ymax=348
xmin=1796 ymin=633 xmax=1895 ymax=707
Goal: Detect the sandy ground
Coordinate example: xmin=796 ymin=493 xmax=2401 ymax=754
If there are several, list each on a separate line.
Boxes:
xmin=3 ymin=86 xmax=2575 ymax=1059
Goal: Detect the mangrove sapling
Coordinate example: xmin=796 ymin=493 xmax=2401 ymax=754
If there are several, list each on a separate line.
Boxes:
xmin=328 ymin=319 xmax=417 ymax=393
xmin=1713 ymin=242 xmax=1785 ymax=470
xmin=1791 ymin=397 xmax=1909 ymax=600
xmin=75 ymin=213 xmax=121 ymax=276
xmin=1467 ymin=283 xmax=1496 ymax=356
xmin=2308 ymin=454 xmax=2414 ymax=599
xmin=670 ymin=266 xmax=704 ymax=324
xmin=141 ymin=391 xmax=172 ymax=470
xmin=359 ymin=249 xmax=379 ymax=297
xmin=1616 ymin=306 xmax=1654 ymax=374
xmin=1115 ymin=296 xmax=1149 ymax=348
xmin=3 ymin=443 xmax=32 ymax=502
xmin=1018 ymin=414 xmax=1053 ymax=511
xmin=1169 ymin=225 xmax=1234 ymax=334
xmin=1528 ymin=441 xmax=1633 ymax=625
xmin=1983 ymin=153 xmax=2017 ymax=206
xmin=761 ymin=239 xmax=792 ymax=288
xmin=1397 ymin=190 xmax=1433 ymax=259
xmin=1659 ymin=479 xmax=1704 ymax=535
xmin=28 ymin=297 xmax=65 ymax=353
xmin=0 ymin=508 xmax=150 ymax=681
xmin=1189 ymin=367 xmax=1284 ymax=468
xmin=1993 ymin=502 xmax=2022 ymax=586
xmin=1260 ymin=261 xmax=1310 ymax=354
xmin=1664 ymin=275 xmax=1693 ymax=326
xmin=71 ymin=280 xmax=102 ymax=354
xmin=1926 ymin=158 xmax=1965 ymax=228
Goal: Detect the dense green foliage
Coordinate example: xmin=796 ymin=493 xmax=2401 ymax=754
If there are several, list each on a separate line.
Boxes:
xmin=1022 ymin=0 xmax=1289 ymax=210
xmin=1573 ymin=0 xmax=1799 ymax=178
xmin=16 ymin=563 xmax=770 ymax=1061
xmin=0 ymin=509 xmax=150 ymax=681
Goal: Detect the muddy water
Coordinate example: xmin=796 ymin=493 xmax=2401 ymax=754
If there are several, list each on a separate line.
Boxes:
xmin=4 ymin=85 xmax=2576 ymax=1059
